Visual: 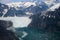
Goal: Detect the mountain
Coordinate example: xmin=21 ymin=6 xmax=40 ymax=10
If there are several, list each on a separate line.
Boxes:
xmin=0 ymin=20 xmax=19 ymax=40
xmin=6 ymin=2 xmax=36 ymax=8
xmin=1 ymin=2 xmax=36 ymax=16
xmin=25 ymin=2 xmax=48 ymax=15
xmin=6 ymin=2 xmax=49 ymax=15
xmin=48 ymin=3 xmax=60 ymax=11
xmin=1 ymin=1 xmax=60 ymax=17
xmin=4 ymin=7 xmax=25 ymax=17
xmin=0 ymin=3 xmax=26 ymax=17
xmin=0 ymin=3 xmax=9 ymax=17
xmin=44 ymin=0 xmax=60 ymax=7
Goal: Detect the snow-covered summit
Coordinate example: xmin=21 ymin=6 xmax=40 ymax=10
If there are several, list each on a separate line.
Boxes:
xmin=44 ymin=0 xmax=60 ymax=7
xmin=6 ymin=2 xmax=24 ymax=7
xmin=44 ymin=0 xmax=54 ymax=6
xmin=48 ymin=3 xmax=60 ymax=11
xmin=6 ymin=2 xmax=36 ymax=8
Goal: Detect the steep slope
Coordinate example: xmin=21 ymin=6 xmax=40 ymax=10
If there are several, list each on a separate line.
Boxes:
xmin=48 ymin=3 xmax=60 ymax=11
xmin=0 ymin=3 xmax=9 ymax=17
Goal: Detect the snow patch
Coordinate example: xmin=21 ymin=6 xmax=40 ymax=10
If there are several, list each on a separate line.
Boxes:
xmin=6 ymin=2 xmax=24 ymax=7
xmin=6 ymin=2 xmax=36 ymax=8
xmin=24 ymin=2 xmax=36 ymax=7
xmin=48 ymin=3 xmax=60 ymax=11
xmin=26 ymin=12 xmax=33 ymax=15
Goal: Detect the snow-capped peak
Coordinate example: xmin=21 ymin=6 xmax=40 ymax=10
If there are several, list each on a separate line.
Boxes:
xmin=6 ymin=2 xmax=25 ymax=7
xmin=44 ymin=0 xmax=54 ymax=4
xmin=48 ymin=3 xmax=60 ymax=11
xmin=24 ymin=2 xmax=36 ymax=7
xmin=6 ymin=2 xmax=36 ymax=8
xmin=44 ymin=0 xmax=55 ymax=7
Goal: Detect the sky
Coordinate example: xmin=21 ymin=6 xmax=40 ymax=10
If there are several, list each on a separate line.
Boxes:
xmin=0 ymin=0 xmax=44 ymax=4
xmin=0 ymin=0 xmax=54 ymax=4
xmin=0 ymin=0 xmax=33 ymax=4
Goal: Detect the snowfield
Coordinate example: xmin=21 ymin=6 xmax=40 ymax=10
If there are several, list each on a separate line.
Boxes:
xmin=6 ymin=2 xmax=36 ymax=8
xmin=48 ymin=3 xmax=60 ymax=11
xmin=0 ymin=17 xmax=31 ymax=28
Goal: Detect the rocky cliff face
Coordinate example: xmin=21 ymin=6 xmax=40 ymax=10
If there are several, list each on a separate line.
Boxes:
xmin=0 ymin=20 xmax=19 ymax=40
xmin=28 ymin=7 xmax=60 ymax=32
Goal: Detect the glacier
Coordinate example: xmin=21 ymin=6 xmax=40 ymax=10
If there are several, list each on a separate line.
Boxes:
xmin=0 ymin=17 xmax=32 ymax=28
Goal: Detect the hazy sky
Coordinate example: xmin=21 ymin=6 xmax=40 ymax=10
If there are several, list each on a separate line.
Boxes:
xmin=0 ymin=0 xmax=54 ymax=4
xmin=0 ymin=0 xmax=33 ymax=4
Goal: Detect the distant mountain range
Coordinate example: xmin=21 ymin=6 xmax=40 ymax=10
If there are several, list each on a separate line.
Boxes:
xmin=0 ymin=1 xmax=60 ymax=17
